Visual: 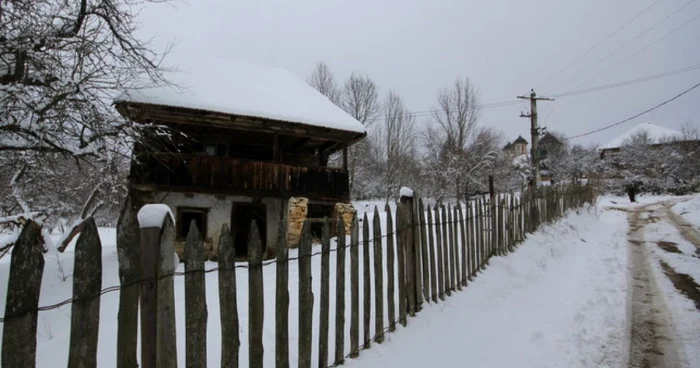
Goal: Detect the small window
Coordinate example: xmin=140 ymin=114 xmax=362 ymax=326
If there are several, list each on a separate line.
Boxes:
xmin=177 ymin=207 xmax=208 ymax=240
xmin=204 ymin=145 xmax=217 ymax=156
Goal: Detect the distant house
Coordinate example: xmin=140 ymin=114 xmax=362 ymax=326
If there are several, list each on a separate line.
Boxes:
xmin=503 ymin=135 xmax=528 ymax=158
xmin=538 ymin=132 xmax=564 ymax=158
xmin=114 ymin=57 xmax=366 ymax=260
xmin=598 ymin=122 xmax=682 ymax=158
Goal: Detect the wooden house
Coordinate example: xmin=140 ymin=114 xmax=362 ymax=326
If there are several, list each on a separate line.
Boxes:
xmin=114 ymin=58 xmax=366 ymax=259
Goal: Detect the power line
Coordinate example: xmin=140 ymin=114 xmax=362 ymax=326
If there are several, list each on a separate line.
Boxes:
xmin=541 ymin=0 xmax=663 ymax=89
xmin=549 ymin=0 xmax=698 ymax=93
xmin=550 ymin=63 xmax=700 ymax=98
xmin=568 ymin=11 xmax=700 ymax=91
xmin=563 ymin=80 xmax=700 ymax=141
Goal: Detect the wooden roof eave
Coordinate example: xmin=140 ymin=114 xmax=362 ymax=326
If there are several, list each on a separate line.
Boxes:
xmin=115 ymin=101 xmax=367 ymax=148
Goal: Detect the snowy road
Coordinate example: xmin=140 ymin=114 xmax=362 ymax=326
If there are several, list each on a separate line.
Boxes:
xmin=348 ymin=197 xmax=700 ymax=368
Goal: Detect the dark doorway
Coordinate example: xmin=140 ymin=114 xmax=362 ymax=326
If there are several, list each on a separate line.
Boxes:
xmin=231 ymin=203 xmax=267 ymax=258
xmin=177 ymin=207 xmax=208 ymax=240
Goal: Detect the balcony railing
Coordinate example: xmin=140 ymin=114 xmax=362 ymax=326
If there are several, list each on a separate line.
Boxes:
xmin=130 ymin=153 xmax=350 ymax=201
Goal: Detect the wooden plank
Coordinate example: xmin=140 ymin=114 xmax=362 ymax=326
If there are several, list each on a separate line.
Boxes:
xmin=413 ymin=197 xmax=423 ymax=311
xmin=450 ymin=205 xmax=459 ymax=291
xmin=139 ymin=224 xmax=159 ymax=368
xmin=318 ymin=219 xmax=331 ymax=368
xmin=373 ymin=207 xmax=385 ymax=343
xmin=477 ymin=198 xmax=484 ymax=268
xmin=184 ymin=221 xmax=207 ymax=368
xmin=1 ymin=221 xmax=45 ymax=368
xmin=400 ymin=200 xmax=416 ymax=317
xmin=466 ymin=202 xmax=475 ymax=279
xmin=396 ymin=203 xmax=408 ymax=326
xmin=335 ymin=218 xmax=348 ymax=364
xmin=419 ymin=199 xmax=430 ymax=302
xmin=248 ymin=221 xmax=265 ymax=368
xmin=427 ymin=205 xmax=437 ymax=303
xmin=116 ymin=198 xmax=140 ymax=368
xmin=68 ymin=218 xmax=102 ymax=368
xmin=219 ymin=225 xmax=240 ymax=368
xmin=350 ymin=215 xmax=359 ymax=358
xmin=434 ymin=206 xmax=445 ymax=301
xmin=385 ymin=204 xmax=396 ymax=332
xmin=362 ymin=212 xmax=372 ymax=349
xmin=298 ymin=221 xmax=314 ymax=368
xmin=458 ymin=204 xmax=467 ymax=287
xmin=441 ymin=205 xmax=450 ymax=296
xmin=157 ymin=216 xmax=178 ymax=368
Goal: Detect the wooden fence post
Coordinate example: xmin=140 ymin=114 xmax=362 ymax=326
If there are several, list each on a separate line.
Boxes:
xmin=362 ymin=213 xmax=372 ymax=349
xmin=434 ymin=206 xmax=445 ymax=301
xmin=426 ymin=205 xmax=438 ymax=303
xmin=185 ymin=221 xmax=207 ymax=368
xmin=458 ymin=204 xmax=467 ymax=287
xmin=218 ymin=225 xmax=240 ymax=368
xmin=68 ymin=218 xmax=102 ymax=368
xmin=440 ymin=205 xmax=450 ymax=296
xmin=397 ymin=202 xmax=408 ymax=325
xmin=400 ymin=197 xmax=416 ymax=317
xmin=248 ymin=221 xmax=264 ymax=368
xmin=350 ymin=215 xmax=359 ymax=357
xmin=419 ymin=199 xmax=430 ymax=302
xmin=373 ymin=207 xmax=384 ymax=343
xmin=466 ymin=201 xmax=475 ymax=280
xmin=116 ymin=198 xmax=140 ymax=368
xmin=318 ymin=218 xmax=331 ymax=368
xmin=448 ymin=205 xmax=457 ymax=292
xmin=335 ymin=218 xmax=349 ymax=363
xmin=138 ymin=206 xmax=177 ymax=368
xmin=298 ymin=221 xmax=314 ymax=368
xmin=412 ymin=197 xmax=423 ymax=311
xmin=1 ymin=220 xmax=44 ymax=368
xmin=385 ymin=204 xmax=396 ymax=332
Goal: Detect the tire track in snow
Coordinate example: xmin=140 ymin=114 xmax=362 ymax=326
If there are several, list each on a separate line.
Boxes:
xmin=626 ymin=205 xmax=684 ymax=368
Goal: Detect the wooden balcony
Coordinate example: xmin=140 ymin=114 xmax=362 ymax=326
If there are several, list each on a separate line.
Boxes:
xmin=129 ymin=153 xmax=350 ymax=202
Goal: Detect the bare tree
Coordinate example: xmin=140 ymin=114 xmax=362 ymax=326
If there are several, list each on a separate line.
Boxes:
xmin=0 ymin=0 xmax=169 ymax=226
xmin=379 ymin=91 xmax=415 ymax=202
xmin=425 ymin=77 xmax=484 ymax=201
xmin=307 ymin=61 xmax=341 ymax=105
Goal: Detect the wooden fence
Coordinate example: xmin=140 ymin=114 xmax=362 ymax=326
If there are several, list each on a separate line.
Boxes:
xmin=0 ymin=185 xmax=595 ymax=367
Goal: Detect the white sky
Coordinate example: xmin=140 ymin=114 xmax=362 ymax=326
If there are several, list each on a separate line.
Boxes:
xmin=137 ymin=0 xmax=700 ymax=147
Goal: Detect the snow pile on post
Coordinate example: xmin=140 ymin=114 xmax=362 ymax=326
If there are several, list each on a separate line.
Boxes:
xmin=399 ymin=187 xmax=414 ymax=198
xmin=137 ymin=204 xmax=175 ymax=229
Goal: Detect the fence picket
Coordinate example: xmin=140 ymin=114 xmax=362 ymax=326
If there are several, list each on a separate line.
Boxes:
xmin=116 ymin=199 xmax=140 ymax=368
xmin=335 ymin=218 xmax=348 ymax=364
xmin=385 ymin=204 xmax=396 ymax=332
xmin=434 ymin=206 xmax=444 ymax=301
xmin=450 ymin=205 xmax=459 ymax=291
xmin=67 ymin=218 xmax=102 ymax=368
xmin=185 ymin=221 xmax=207 ymax=368
xmin=318 ymin=218 xmax=331 ymax=368
xmin=1 ymin=220 xmax=44 ymax=368
xmin=218 ymin=225 xmax=240 ymax=368
xmin=458 ymin=204 xmax=467 ymax=287
xmin=412 ymin=197 xmax=423 ymax=311
xmin=372 ymin=207 xmax=385 ymax=343
xmin=350 ymin=215 xmax=359 ymax=357
xmin=400 ymin=199 xmax=416 ymax=317
xmin=362 ymin=213 xmax=372 ymax=349
xmin=441 ymin=205 xmax=450 ymax=296
xmin=397 ymin=202 xmax=408 ymax=326
xmin=157 ymin=216 xmax=178 ymax=368
xmin=248 ymin=221 xmax=264 ymax=368
xmin=466 ymin=201 xmax=475 ymax=279
xmin=298 ymin=221 xmax=314 ymax=368
xmin=426 ymin=205 xmax=438 ymax=303
xmin=418 ymin=199 xmax=430 ymax=303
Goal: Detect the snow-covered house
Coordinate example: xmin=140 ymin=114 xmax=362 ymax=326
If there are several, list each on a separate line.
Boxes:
xmin=599 ymin=122 xmax=681 ymax=158
xmin=114 ymin=58 xmax=366 ymax=259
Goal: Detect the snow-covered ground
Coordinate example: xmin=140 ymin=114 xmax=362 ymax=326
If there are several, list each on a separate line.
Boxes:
xmin=346 ymin=204 xmax=631 ymax=368
xmin=673 ymin=195 xmax=700 ymax=230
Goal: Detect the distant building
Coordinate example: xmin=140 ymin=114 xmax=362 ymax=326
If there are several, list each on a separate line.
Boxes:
xmin=598 ymin=122 xmax=682 ymax=158
xmin=503 ymin=135 xmax=528 ymax=158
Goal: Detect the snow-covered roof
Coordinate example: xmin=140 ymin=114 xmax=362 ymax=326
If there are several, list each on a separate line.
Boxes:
xmin=601 ymin=122 xmax=681 ymax=150
xmin=114 ymin=57 xmax=366 ymax=134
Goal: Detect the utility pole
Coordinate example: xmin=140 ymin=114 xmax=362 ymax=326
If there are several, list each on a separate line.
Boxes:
xmin=517 ymin=89 xmax=554 ymax=188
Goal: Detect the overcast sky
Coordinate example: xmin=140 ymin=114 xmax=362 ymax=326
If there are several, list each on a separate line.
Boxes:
xmin=137 ymin=0 xmax=700 ymax=147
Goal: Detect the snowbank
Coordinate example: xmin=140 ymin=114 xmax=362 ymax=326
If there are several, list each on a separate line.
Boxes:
xmin=672 ymin=195 xmax=700 ymax=229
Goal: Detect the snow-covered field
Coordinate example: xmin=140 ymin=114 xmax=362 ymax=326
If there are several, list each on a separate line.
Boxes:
xmin=673 ymin=195 xmax=700 ymax=230
xmin=2 ymin=195 xmax=699 ymax=367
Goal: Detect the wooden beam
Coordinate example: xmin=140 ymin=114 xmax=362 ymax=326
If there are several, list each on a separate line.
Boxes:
xmin=273 ymin=134 xmax=279 ymax=161
xmin=342 ymin=142 xmax=348 ymax=171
